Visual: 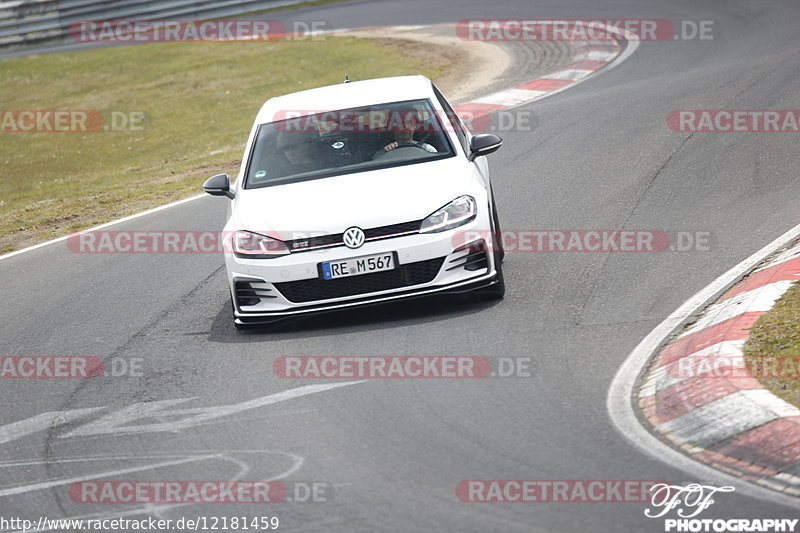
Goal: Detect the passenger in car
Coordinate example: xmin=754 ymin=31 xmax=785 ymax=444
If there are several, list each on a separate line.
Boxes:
xmin=273 ymin=130 xmax=323 ymax=175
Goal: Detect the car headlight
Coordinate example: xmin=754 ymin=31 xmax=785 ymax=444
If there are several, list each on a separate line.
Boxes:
xmin=232 ymin=230 xmax=290 ymax=258
xmin=419 ymin=195 xmax=477 ymax=233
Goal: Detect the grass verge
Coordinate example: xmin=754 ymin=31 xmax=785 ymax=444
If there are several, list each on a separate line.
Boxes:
xmin=0 ymin=35 xmax=456 ymax=253
xmin=743 ymin=278 xmax=800 ymax=408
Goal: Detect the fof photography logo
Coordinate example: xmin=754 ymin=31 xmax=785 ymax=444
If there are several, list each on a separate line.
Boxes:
xmin=644 ymin=483 xmax=798 ymax=532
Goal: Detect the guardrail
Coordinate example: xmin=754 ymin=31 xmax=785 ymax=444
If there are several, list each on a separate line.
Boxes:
xmin=0 ymin=0 xmax=304 ymax=49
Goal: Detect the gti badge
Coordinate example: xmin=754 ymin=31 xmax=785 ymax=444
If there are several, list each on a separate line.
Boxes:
xmin=343 ymin=227 xmax=366 ymax=249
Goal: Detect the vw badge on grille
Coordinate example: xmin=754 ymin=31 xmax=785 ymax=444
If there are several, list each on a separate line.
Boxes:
xmin=343 ymin=227 xmax=366 ymax=249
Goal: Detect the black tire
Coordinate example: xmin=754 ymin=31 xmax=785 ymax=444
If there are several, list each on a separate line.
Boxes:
xmin=472 ymin=242 xmax=505 ymax=300
xmin=231 ymin=291 xmax=249 ymax=330
xmin=470 ymin=189 xmax=505 ymax=300
xmin=490 ymin=189 xmax=505 ymax=263
xmin=476 ymin=253 xmax=505 ymax=299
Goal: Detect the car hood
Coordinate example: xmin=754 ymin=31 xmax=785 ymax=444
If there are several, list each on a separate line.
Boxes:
xmin=233 ymin=158 xmax=479 ymax=238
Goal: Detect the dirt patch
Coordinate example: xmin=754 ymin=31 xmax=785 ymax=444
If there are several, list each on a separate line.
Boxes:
xmin=346 ymin=28 xmax=511 ymax=104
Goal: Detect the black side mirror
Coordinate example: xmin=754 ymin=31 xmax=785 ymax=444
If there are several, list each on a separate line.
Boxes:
xmin=468 ymin=134 xmax=503 ymax=162
xmin=203 ymin=173 xmax=234 ymax=199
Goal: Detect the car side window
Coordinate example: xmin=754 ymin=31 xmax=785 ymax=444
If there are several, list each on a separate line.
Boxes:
xmin=432 ymin=84 xmax=469 ymax=155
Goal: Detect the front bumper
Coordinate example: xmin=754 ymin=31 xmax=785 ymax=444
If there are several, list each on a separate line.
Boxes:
xmin=235 ymin=274 xmax=499 ymax=325
xmin=225 ymin=219 xmax=497 ymax=323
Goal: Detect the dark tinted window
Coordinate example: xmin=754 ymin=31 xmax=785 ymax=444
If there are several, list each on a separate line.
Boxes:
xmin=244 ymin=98 xmax=455 ymax=189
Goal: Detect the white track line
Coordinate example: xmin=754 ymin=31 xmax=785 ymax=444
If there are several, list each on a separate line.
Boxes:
xmin=499 ymin=25 xmax=639 ymax=112
xmin=0 ymin=194 xmax=205 ymax=262
xmin=574 ymin=50 xmax=618 ymax=61
xmin=472 ymin=88 xmax=548 ymax=106
xmin=542 ymin=69 xmax=594 ymax=81
xmin=607 ymin=220 xmax=800 ymax=509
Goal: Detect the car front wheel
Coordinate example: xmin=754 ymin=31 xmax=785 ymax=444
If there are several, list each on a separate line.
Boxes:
xmin=472 ymin=194 xmax=505 ymax=300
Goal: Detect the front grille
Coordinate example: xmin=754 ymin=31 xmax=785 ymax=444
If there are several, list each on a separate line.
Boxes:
xmin=363 ymin=220 xmax=421 ymax=239
xmin=286 ymin=233 xmax=342 ymax=251
xmin=273 ymin=257 xmax=445 ymax=303
xmin=285 ymin=220 xmax=422 ymax=252
xmin=234 ymin=278 xmax=277 ymax=307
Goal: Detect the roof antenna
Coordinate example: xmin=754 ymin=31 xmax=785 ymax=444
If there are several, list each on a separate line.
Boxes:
xmin=344 ymin=75 xmax=350 ymax=83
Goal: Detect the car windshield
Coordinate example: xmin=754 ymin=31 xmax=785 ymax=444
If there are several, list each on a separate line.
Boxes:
xmin=244 ymin=98 xmax=455 ymax=188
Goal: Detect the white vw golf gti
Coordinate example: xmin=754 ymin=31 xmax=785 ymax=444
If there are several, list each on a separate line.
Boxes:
xmin=203 ymin=75 xmax=504 ymax=328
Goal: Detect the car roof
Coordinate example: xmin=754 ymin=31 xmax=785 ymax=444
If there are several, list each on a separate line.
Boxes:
xmin=254 ymin=75 xmax=437 ymax=125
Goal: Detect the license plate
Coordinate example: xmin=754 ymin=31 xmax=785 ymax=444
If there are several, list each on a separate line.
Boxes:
xmin=321 ymin=252 xmax=396 ymax=280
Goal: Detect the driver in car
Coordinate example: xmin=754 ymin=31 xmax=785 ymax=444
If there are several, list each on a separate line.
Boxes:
xmin=380 ymin=110 xmax=437 ymax=153
xmin=275 ymin=130 xmax=322 ymax=174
